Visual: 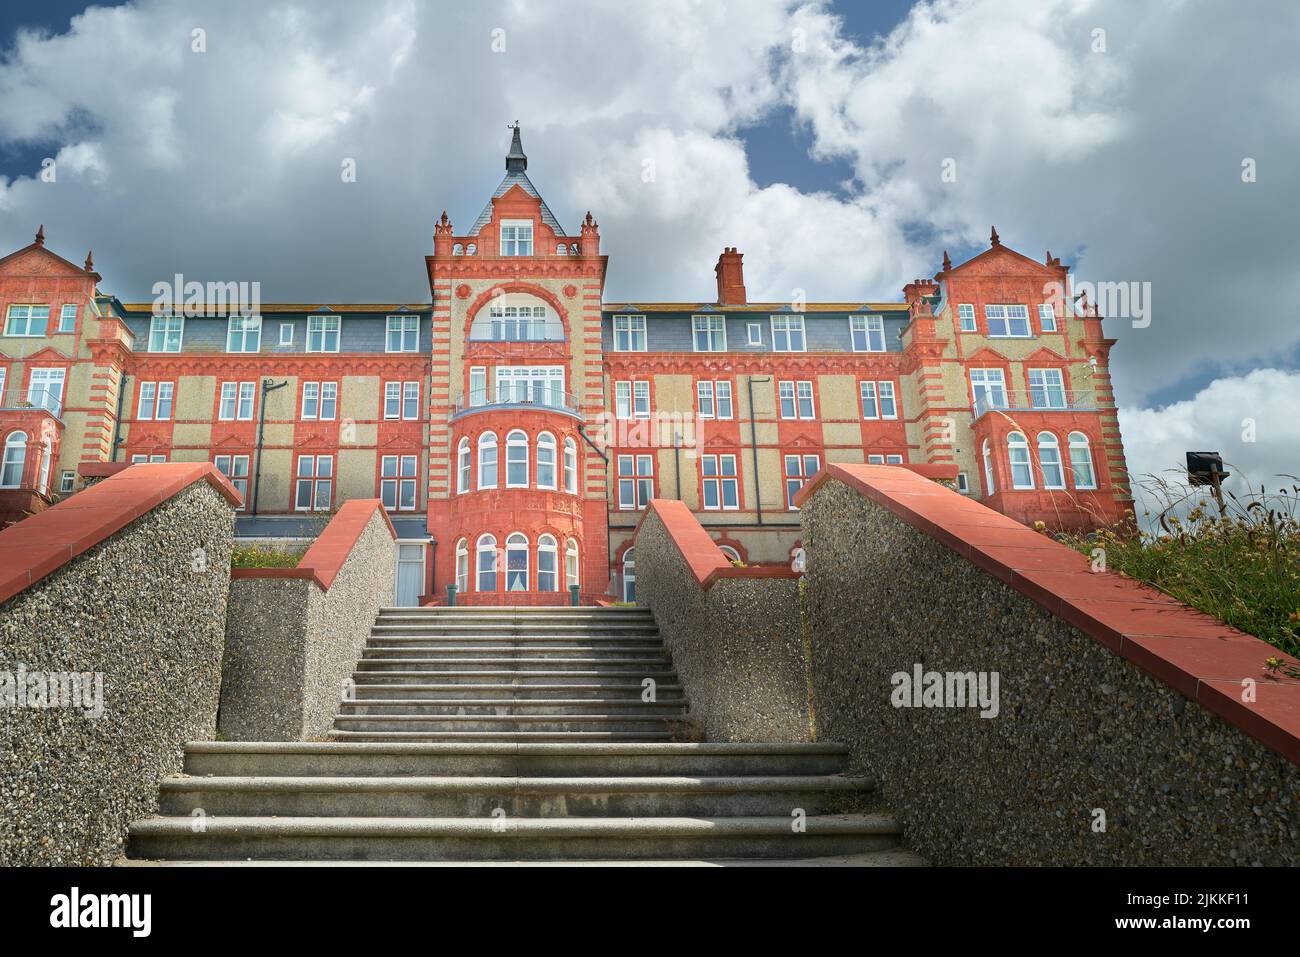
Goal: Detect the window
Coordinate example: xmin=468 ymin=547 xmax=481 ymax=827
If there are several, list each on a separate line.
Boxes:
xmin=537 ymin=534 xmax=558 ymax=592
xmin=26 ymin=368 xmax=65 ymax=414
xmin=784 ymin=454 xmax=820 ymax=509
xmin=219 ymin=382 xmax=256 ymax=421
xmin=1028 ymin=368 xmax=1066 ymax=409
xmin=771 ymin=314 xmax=806 ymax=351
xmin=480 ymin=301 xmax=551 ymax=342
xmin=861 ymin=381 xmax=878 ymax=419
xmin=692 ymin=315 xmax=726 ymax=352
xmin=957 ymin=303 xmax=976 ymax=332
xmin=148 ymin=315 xmax=183 ymax=352
xmin=1038 ymin=432 xmax=1065 ymax=489
xmin=615 ymin=381 xmax=650 ymax=420
xmin=214 ymin=455 xmax=250 ymax=509
xmin=130 ymin=454 xmax=167 ymax=464
xmin=956 ymin=472 xmax=970 ymax=494
xmin=779 ymin=380 xmax=815 ymax=420
xmin=306 ymin=315 xmax=340 ymax=352
xmin=563 ymin=438 xmax=578 ymax=494
xmin=970 ymin=369 xmax=1007 ymax=413
xmin=565 ymin=539 xmax=580 ymax=590
xmin=384 ymin=382 xmax=400 ymax=420
xmin=1 ymin=431 xmax=26 ymax=487
xmin=301 ymin=382 xmax=339 ymax=420
xmin=0 ymin=367 xmax=5 ymax=399
xmin=59 ymin=304 xmax=78 ymax=333
xmin=495 ymin=366 xmax=565 ymax=408
xmin=985 ymin=304 xmax=1031 ymax=337
xmin=861 ymin=381 xmax=897 ymax=419
xmin=1007 ymin=432 xmax=1034 ymax=489
xmin=719 ymin=545 xmax=742 ymax=564
xmin=278 ymin=322 xmax=294 ymax=346
xmin=295 ymin=455 xmax=333 ymax=510
xmin=469 ymin=367 xmax=487 ymax=407
xmin=403 ymin=381 xmax=420 ymax=420
xmin=697 ymin=380 xmax=733 ymax=419
xmin=455 ymin=539 xmax=469 ymax=593
xmin=701 ymin=454 xmax=739 ymax=510
xmin=385 ymin=381 xmax=420 ymax=420
xmin=982 ymin=440 xmax=995 ymax=494
xmin=1069 ymin=432 xmax=1097 ymax=489
xmin=226 ymin=315 xmax=261 ymax=353
xmin=500 ymin=220 xmax=534 ymax=256
xmin=5 ymin=305 xmax=50 ymax=337
xmin=457 ymin=438 xmax=471 ymax=494
xmin=613 ymin=315 xmax=647 ymax=352
xmin=505 ymin=533 xmax=529 ymax=591
xmin=476 ymin=534 xmax=498 ymax=592
xmin=478 ymin=432 xmax=498 ymax=489
xmin=381 ymin=454 xmax=418 ymax=510
xmin=868 ymin=454 xmax=884 ymax=464
xmin=886 ymin=454 xmax=904 ymax=464
xmin=617 ymin=454 xmax=654 ymax=510
xmin=1038 ymin=303 xmax=1058 ymax=333
xmin=746 ymin=322 xmax=763 ymax=346
xmin=60 ymin=469 xmax=75 ymax=494
xmin=621 ymin=547 xmax=636 ymax=603
xmin=386 ymin=315 xmax=419 ymax=352
xmin=878 ymin=381 xmax=897 ymax=419
xmin=850 ymin=315 xmax=885 ymax=352
xmin=136 ymin=381 xmax=174 ymax=421
xmin=506 ymin=430 xmax=529 ymax=488
xmin=537 ymin=432 xmax=557 ymax=489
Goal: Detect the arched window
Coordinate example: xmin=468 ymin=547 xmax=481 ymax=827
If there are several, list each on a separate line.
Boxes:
xmin=466 ymin=243 xmax=477 ymax=256
xmin=537 ymin=534 xmax=558 ymax=591
xmin=621 ymin=547 xmax=636 ymax=603
xmin=475 ymin=534 xmax=497 ymax=591
xmin=455 ymin=538 xmax=469 ymax=593
xmin=469 ymin=293 xmax=562 ymax=342
xmin=563 ymin=438 xmax=578 ymax=494
xmin=556 ymin=243 xmax=567 ymax=255
xmin=452 ymin=243 xmax=464 ymax=256
xmin=1007 ymin=432 xmax=1034 ymax=489
xmin=719 ymin=545 xmax=742 ymax=564
xmin=37 ymin=439 xmax=51 ymax=495
xmin=537 ymin=432 xmax=556 ymax=490
xmin=1069 ymin=431 xmax=1097 ymax=489
xmin=1037 ymin=432 xmax=1065 ymax=489
xmin=506 ymin=430 xmax=529 ymax=488
xmin=506 ymin=532 xmax=529 ymax=591
xmin=565 ymin=539 xmax=579 ymax=590
xmin=1 ymin=431 xmax=28 ymax=488
xmin=477 ymin=432 xmax=497 ymax=489
xmin=457 ymin=438 xmax=471 ymax=494
xmin=981 ymin=439 xmax=995 ymax=495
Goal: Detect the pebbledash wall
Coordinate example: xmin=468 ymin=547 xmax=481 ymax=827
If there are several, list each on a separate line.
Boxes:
xmin=0 ymin=463 xmax=238 ymax=866
xmin=1 ymin=126 xmax=1131 ymax=608
xmin=220 ymin=500 xmax=396 ymax=741
xmin=634 ymin=465 xmax=1300 ymax=865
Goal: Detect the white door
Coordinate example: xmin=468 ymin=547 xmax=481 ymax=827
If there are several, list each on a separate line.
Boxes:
xmin=395 ymin=543 xmax=424 ymax=607
xmin=28 ymin=368 xmax=66 ymax=414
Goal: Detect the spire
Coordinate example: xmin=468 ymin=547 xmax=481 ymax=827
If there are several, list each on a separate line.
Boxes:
xmin=85 ymin=250 xmax=94 ymax=271
xmin=942 ymin=250 xmax=952 ymax=273
xmin=990 ymin=225 xmax=1000 ymax=247
xmin=506 ymin=121 xmax=527 ymax=173
xmin=35 ymin=224 xmax=45 ymax=247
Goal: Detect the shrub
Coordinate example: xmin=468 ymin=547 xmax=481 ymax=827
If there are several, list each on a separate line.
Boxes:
xmin=231 ymin=543 xmax=307 ymax=569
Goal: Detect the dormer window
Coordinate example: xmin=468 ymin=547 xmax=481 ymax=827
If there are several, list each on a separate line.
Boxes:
xmin=500 ymin=220 xmax=533 ymax=256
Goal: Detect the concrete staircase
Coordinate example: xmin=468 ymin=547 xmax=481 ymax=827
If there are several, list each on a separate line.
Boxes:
xmin=127 ymin=606 xmax=920 ymax=864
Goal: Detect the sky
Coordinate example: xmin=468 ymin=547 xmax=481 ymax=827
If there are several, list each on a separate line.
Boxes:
xmin=0 ymin=0 xmax=1297 ymax=517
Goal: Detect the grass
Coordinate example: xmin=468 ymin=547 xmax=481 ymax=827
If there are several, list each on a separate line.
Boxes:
xmin=1058 ymin=471 xmax=1300 ymax=658
xmin=230 ymin=542 xmax=308 ymax=569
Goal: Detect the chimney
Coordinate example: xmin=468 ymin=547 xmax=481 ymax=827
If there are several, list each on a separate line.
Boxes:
xmin=715 ymin=247 xmax=746 ymax=305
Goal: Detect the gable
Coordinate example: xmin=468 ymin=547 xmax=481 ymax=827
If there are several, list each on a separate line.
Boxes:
xmin=0 ymin=243 xmax=97 ymax=281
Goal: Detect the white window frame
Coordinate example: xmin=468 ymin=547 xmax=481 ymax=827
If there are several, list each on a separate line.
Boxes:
xmin=5 ymin=304 xmax=50 ymax=337
xmin=59 ymin=469 xmax=75 ymax=494
xmin=505 ymin=429 xmax=529 ymax=488
xmin=746 ymin=322 xmax=763 ymax=346
xmin=381 ymin=453 xmax=418 ymax=511
xmin=617 ymin=454 xmax=654 ymax=510
xmin=294 ymin=454 xmax=334 ymax=511
xmin=226 ymin=315 xmax=262 ymax=353
xmin=1038 ymin=432 xmax=1065 ymax=489
xmin=278 ymin=322 xmax=294 ymax=346
xmin=214 ymin=454 xmax=250 ymax=510
xmin=850 ymin=315 xmax=885 ymax=352
xmin=1069 ymin=431 xmax=1097 ymax=490
xmin=771 ymin=314 xmax=806 ymax=352
xmin=783 ymin=453 xmax=820 ymax=510
xmin=58 ymin=303 xmax=78 ymax=333
xmin=692 ymin=314 xmax=726 ymax=352
xmin=613 ymin=314 xmax=647 ymax=352
xmin=982 ymin=440 xmax=996 ymax=495
xmin=1038 ymin=302 xmax=1058 ymax=333
xmin=478 ymin=432 xmax=498 ymax=489
xmin=476 ymin=534 xmax=498 ymax=592
xmin=970 ymin=368 xmax=1008 ymax=411
xmin=878 ymin=381 xmax=897 ymax=420
xmin=455 ymin=539 xmax=469 ymax=593
xmin=457 ymin=438 xmax=471 ymax=494
xmin=985 ymin=304 xmax=1032 ymax=338
xmin=1008 ymin=432 xmax=1034 ymax=489
xmin=306 ymin=315 xmax=340 ymax=353
xmin=537 ymin=534 xmax=559 ymax=592
xmin=148 ymin=315 xmax=183 ymax=352
xmin=701 ymin=453 xmax=739 ymax=511
xmin=505 ymin=532 xmax=530 ymax=592
xmin=957 ymin=303 xmax=976 ymax=332
xmin=1028 ymin=368 xmax=1067 ymax=409
xmin=500 ymin=219 xmax=534 ymax=257
xmin=386 ymin=314 xmax=419 ymax=352
xmin=563 ymin=437 xmax=578 ymax=494
xmin=536 ymin=432 xmax=557 ymax=490
xmin=402 ymin=381 xmax=420 ymax=420
xmin=565 ymin=538 xmax=580 ymax=590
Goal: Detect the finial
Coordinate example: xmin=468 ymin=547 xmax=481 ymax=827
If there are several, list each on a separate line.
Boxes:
xmin=506 ymin=122 xmax=527 ymax=173
xmin=942 ymin=250 xmax=952 ymax=272
xmin=584 ymin=211 xmax=594 ymax=227
xmin=85 ymin=250 xmax=93 ymax=271
xmin=990 ymin=226 xmax=1000 ymax=247
xmin=35 ymin=224 xmax=45 ymax=247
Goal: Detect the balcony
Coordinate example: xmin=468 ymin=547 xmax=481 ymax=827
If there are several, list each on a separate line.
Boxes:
xmin=451 ymin=388 xmax=583 ymax=421
xmin=973 ymin=390 xmax=1096 ymax=420
xmin=0 ymin=387 xmax=64 ymax=422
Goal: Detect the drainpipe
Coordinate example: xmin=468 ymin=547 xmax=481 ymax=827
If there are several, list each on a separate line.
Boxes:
xmin=250 ymin=378 xmax=287 ymax=515
xmin=577 ymin=421 xmax=613 ymax=599
xmin=747 ymin=375 xmax=771 ymax=526
xmin=673 ymin=430 xmax=682 ymax=500
xmin=110 ymin=371 xmax=128 ymax=461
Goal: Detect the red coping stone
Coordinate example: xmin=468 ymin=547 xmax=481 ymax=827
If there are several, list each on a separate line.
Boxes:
xmin=236 ymin=499 xmax=396 ymax=593
xmin=636 ymin=498 xmax=796 ymax=591
xmin=0 ymin=462 xmax=242 ymax=606
xmin=802 ymin=462 xmax=1300 ymax=766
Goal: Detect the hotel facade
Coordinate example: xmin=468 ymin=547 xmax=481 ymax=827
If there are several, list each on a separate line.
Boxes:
xmin=0 ymin=128 xmax=1131 ymax=605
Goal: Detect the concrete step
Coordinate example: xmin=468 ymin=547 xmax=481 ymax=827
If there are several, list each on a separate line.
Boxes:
xmin=361 ymin=645 xmax=666 ymax=658
xmin=349 ymin=683 xmax=686 ymax=701
xmin=327 ymin=730 xmax=680 ymax=743
xmin=182 ymin=742 xmax=851 ymax=778
xmin=371 ymin=623 xmax=661 ymax=635
xmin=339 ymin=699 xmax=688 ymax=716
xmin=331 ymin=713 xmax=682 ymax=734
xmin=128 ymin=813 xmax=902 ymax=862
xmin=157 ymin=775 xmax=875 ymax=818
xmin=376 ymin=608 xmax=654 ymax=620
xmin=351 ymin=669 xmax=679 ymax=683
xmin=120 ymin=851 xmax=927 ymax=867
xmin=356 ymin=656 xmax=671 ymax=671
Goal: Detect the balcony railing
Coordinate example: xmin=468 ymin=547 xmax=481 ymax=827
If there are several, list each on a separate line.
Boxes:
xmin=973 ymin=390 xmax=1096 ymax=420
xmin=451 ymin=388 xmax=583 ymax=419
xmin=0 ymin=387 xmax=64 ymax=420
